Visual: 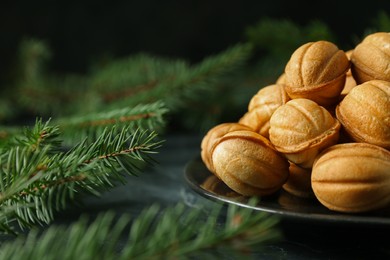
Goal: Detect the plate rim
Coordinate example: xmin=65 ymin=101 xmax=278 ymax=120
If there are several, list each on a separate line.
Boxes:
xmin=184 ymin=156 xmax=390 ymax=226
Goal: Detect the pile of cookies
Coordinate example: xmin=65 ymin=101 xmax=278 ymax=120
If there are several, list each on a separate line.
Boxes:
xmin=200 ymin=32 xmax=390 ymax=213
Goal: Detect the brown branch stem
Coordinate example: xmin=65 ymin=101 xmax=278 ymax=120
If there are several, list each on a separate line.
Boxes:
xmin=84 ymin=145 xmax=145 ymax=164
xmin=102 ymin=80 xmax=159 ymax=103
xmin=19 ymin=174 xmax=87 ymax=196
xmin=78 ymin=113 xmax=157 ymax=128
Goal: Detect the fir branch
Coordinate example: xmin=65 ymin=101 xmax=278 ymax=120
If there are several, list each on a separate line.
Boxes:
xmin=16 ymin=74 xmax=91 ymax=117
xmin=7 ymin=118 xmax=61 ymax=152
xmin=92 ymin=43 xmax=252 ymax=112
xmin=11 ymin=38 xmax=91 ymax=117
xmin=0 ymin=121 xmax=163 ymax=235
xmin=164 ymin=43 xmax=253 ymax=110
xmin=0 ymin=199 xmax=281 ymax=259
xmin=90 ymin=53 xmax=189 ymax=102
xmin=4 ymin=39 xmax=252 ymax=130
xmin=55 ymin=101 xmax=168 ymax=144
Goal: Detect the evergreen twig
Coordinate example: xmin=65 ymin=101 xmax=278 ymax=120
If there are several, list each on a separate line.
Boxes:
xmin=0 ymin=199 xmax=281 ymax=259
xmin=92 ymin=43 xmax=253 ymax=113
xmin=0 ymin=119 xmax=163 ymax=235
xmin=55 ymin=101 xmax=168 ymax=144
xmin=6 ymin=40 xmax=253 ymax=128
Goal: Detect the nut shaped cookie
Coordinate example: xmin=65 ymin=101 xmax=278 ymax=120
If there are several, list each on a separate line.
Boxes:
xmin=336 ymin=80 xmax=390 ymax=149
xmin=269 ymin=98 xmax=340 ymax=168
xmin=239 ymin=84 xmax=290 ymax=138
xmin=284 ymin=40 xmax=350 ymax=106
xmin=312 ymin=143 xmax=390 ymax=213
xmin=211 ymin=130 xmax=289 ymax=196
xmin=350 ymin=32 xmax=390 ymax=84
xmin=283 ymin=162 xmax=314 ymax=198
xmin=201 ymin=122 xmax=252 ymax=175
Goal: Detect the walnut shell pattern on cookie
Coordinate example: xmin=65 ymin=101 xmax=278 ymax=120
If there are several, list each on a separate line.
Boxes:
xmin=350 ymin=32 xmax=390 ymax=84
xmin=200 ymin=122 xmax=252 ymax=176
xmin=284 ymin=40 xmax=350 ymax=106
xmin=211 ymin=130 xmax=289 ymax=196
xmin=336 ymin=80 xmax=390 ymax=150
xmin=239 ymin=84 xmax=290 ymax=138
xmin=312 ymin=143 xmax=390 ymax=213
xmin=269 ymin=98 xmax=340 ymax=168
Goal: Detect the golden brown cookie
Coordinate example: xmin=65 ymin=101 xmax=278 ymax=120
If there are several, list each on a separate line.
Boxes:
xmin=239 ymin=84 xmax=290 ymax=138
xmin=200 ymin=122 xmax=252 ymax=175
xmin=269 ymin=98 xmax=340 ymax=168
xmin=284 ymin=40 xmax=350 ymax=106
xmin=350 ymin=32 xmax=390 ymax=84
xmin=211 ymin=130 xmax=289 ymax=196
xmin=312 ymin=143 xmax=390 ymax=213
xmin=336 ymin=80 xmax=390 ymax=149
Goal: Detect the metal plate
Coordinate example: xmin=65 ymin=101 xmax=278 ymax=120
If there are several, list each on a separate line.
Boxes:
xmin=184 ymin=157 xmax=390 ymax=226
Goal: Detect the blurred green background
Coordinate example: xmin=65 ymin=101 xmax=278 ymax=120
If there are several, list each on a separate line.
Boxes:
xmin=1 ymin=1 xmax=389 ymax=131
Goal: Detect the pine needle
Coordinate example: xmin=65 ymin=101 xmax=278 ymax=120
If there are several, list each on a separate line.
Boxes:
xmin=0 ymin=199 xmax=281 ymax=260
xmin=99 ymin=43 xmax=253 ymax=113
xmin=0 ymin=119 xmax=163 ymax=235
xmin=55 ymin=101 xmax=168 ymax=145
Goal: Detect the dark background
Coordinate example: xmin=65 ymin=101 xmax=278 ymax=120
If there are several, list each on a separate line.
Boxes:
xmin=0 ymin=3 xmax=390 ymax=258
xmin=1 ymin=0 xmax=390 ymax=80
